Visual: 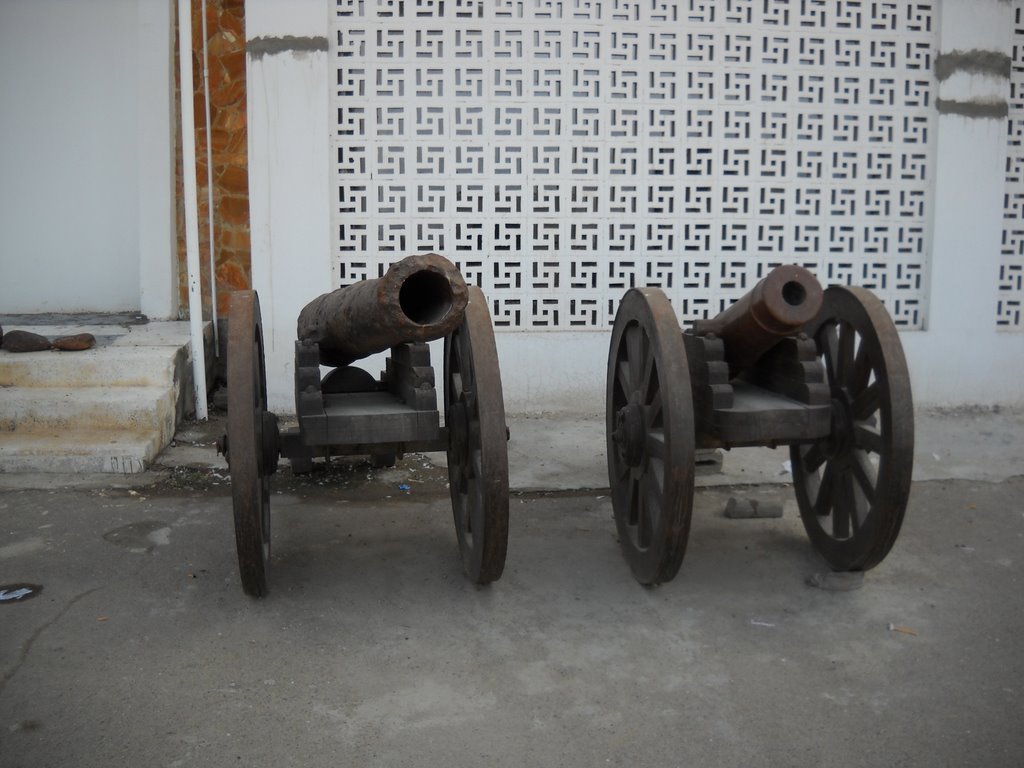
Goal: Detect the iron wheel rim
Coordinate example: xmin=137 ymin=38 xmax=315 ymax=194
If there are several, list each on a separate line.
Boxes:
xmin=606 ymin=288 xmax=695 ymax=585
xmin=445 ymin=286 xmax=509 ymax=584
xmin=227 ymin=290 xmax=272 ymax=597
xmin=791 ymin=286 xmax=914 ymax=571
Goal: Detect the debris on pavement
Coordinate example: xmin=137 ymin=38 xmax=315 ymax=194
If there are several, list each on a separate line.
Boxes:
xmin=807 ymin=571 xmax=865 ymax=591
xmin=888 ymin=624 xmax=919 ymax=637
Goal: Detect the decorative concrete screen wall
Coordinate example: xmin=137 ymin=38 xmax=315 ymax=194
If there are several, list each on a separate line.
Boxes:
xmin=1001 ymin=1 xmax=1024 ymax=330
xmin=330 ymin=0 xmax=935 ymax=331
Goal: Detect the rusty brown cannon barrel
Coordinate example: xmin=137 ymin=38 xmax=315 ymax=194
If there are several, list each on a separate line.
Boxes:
xmin=297 ymin=252 xmax=469 ymax=367
xmin=691 ymin=264 xmax=823 ymax=374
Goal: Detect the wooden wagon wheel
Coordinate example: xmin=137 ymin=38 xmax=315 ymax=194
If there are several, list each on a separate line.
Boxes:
xmin=606 ymin=288 xmax=696 ymax=586
xmin=226 ymin=291 xmax=278 ymax=597
xmin=444 ymin=286 xmax=509 ymax=584
xmin=791 ymin=286 xmax=914 ymax=572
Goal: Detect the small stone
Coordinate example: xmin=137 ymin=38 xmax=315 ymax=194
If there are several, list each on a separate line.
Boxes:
xmin=1 ymin=330 xmax=51 ymax=353
xmin=52 ymin=333 xmax=96 ymax=351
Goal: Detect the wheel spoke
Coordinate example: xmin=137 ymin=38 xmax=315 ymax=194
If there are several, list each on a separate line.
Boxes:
xmin=639 ymin=473 xmax=661 ymax=549
xmin=636 ymin=489 xmax=651 ymax=549
xmin=853 ymin=422 xmax=883 ymax=454
xmin=646 ymin=430 xmax=667 ymax=460
xmin=647 ymin=455 xmax=665 ymax=492
xmin=837 ymin=322 xmax=855 ymax=385
xmin=800 ymin=442 xmax=827 ymax=474
xmin=849 ymin=341 xmax=872 ymax=393
xmin=851 ymin=485 xmax=867 ymax=532
xmin=820 ymin=323 xmax=840 ymax=383
xmin=801 ymin=460 xmax=821 ymax=501
xmin=468 ymin=440 xmax=483 ymax=482
xmin=813 ymin=461 xmax=835 ymax=517
xmin=641 ymin=346 xmax=657 ymax=404
xmin=617 ymin=359 xmax=633 ymax=397
xmin=849 ymin=449 xmax=877 ymax=502
xmin=626 ymin=325 xmax=643 ymax=392
xmin=852 ymin=381 xmax=882 ymax=420
xmin=832 ymin=471 xmax=854 ymax=539
xmin=645 ymin=389 xmax=663 ymax=428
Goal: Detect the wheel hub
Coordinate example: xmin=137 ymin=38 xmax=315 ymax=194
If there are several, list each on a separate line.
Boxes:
xmin=613 ymin=400 xmax=646 ymax=467
xmin=824 ymin=394 xmax=854 ymax=459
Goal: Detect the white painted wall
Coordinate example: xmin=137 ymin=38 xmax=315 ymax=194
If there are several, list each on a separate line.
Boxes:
xmin=246 ymin=0 xmax=332 ymax=410
xmin=138 ymin=0 xmax=178 ymax=320
xmin=0 ymin=0 xmax=176 ymax=318
xmin=247 ymin=0 xmax=1024 ymax=413
xmin=901 ymin=0 xmax=1024 ymax=406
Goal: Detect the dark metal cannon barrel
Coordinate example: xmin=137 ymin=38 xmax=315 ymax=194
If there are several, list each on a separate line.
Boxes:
xmin=297 ymin=253 xmax=469 ymax=367
xmin=691 ymin=264 xmax=823 ymax=374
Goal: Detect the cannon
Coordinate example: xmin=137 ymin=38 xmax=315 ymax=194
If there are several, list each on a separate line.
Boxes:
xmin=606 ymin=266 xmax=913 ymax=584
xmin=223 ymin=253 xmax=509 ymax=597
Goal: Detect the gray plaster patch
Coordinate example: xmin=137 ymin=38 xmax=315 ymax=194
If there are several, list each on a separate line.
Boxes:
xmin=247 ymin=35 xmax=328 ymax=59
xmin=936 ymin=98 xmax=1009 ymax=119
xmin=935 ymin=49 xmax=1011 ymax=82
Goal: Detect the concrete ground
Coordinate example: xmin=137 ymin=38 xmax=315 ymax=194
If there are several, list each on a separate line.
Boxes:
xmin=1 ymin=408 xmax=1022 ymax=767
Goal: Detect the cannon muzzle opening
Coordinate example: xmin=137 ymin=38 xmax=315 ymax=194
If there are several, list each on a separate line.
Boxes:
xmin=399 ymin=269 xmax=455 ymax=326
xmin=782 ymin=280 xmax=807 ymax=307
xmin=297 ymin=253 xmax=470 ymax=367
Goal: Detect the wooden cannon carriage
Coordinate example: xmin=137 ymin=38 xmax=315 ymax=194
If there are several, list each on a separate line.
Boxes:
xmin=222 ymin=253 xmax=509 ymax=596
xmin=606 ymin=266 xmax=913 ymax=584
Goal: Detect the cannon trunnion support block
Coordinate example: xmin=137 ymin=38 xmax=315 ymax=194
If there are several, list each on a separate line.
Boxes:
xmin=683 ymin=332 xmax=831 ymax=448
xmin=223 ymin=254 xmax=509 ymax=598
xmin=606 ymin=266 xmax=914 ymax=586
xmin=289 ymin=340 xmax=443 ymax=451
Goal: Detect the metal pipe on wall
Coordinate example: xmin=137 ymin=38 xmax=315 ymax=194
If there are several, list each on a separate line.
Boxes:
xmin=178 ymin=0 xmax=209 ymax=421
xmin=200 ymin=0 xmax=219 ymax=357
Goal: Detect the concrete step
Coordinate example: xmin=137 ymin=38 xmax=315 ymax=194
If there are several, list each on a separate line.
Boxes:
xmin=0 ymin=345 xmax=188 ymax=389
xmin=0 ymin=386 xmax=177 ymax=447
xmin=0 ymin=429 xmax=161 ymax=474
xmin=0 ymin=319 xmax=204 ymax=474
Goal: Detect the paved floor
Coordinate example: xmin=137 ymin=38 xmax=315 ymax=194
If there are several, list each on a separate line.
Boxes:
xmin=1 ymin=455 xmax=1023 ymax=766
xmin=2 ymin=407 xmax=1023 ymax=766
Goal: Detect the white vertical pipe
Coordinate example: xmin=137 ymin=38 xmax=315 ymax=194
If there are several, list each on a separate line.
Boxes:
xmin=178 ymin=0 xmax=209 ymax=421
xmin=200 ymin=0 xmax=219 ymax=356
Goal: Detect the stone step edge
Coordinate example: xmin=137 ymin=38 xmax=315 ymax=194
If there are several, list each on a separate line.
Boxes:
xmin=0 ymin=385 xmax=178 ymax=443
xmin=0 ymin=428 xmax=164 ymax=474
xmin=0 ymin=346 xmax=188 ymax=389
